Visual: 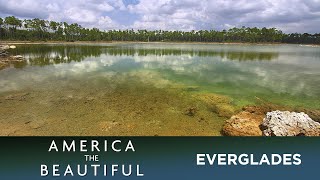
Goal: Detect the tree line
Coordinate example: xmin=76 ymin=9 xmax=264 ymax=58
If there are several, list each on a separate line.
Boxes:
xmin=1 ymin=16 xmax=320 ymax=44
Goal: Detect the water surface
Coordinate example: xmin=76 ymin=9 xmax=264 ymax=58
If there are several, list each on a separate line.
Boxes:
xmin=1 ymin=43 xmax=319 ymax=135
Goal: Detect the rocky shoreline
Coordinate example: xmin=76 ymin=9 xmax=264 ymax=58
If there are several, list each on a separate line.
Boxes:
xmin=191 ymin=93 xmax=320 ymax=136
xmin=222 ymin=105 xmax=320 ymax=136
xmin=0 ymin=44 xmax=25 ymax=70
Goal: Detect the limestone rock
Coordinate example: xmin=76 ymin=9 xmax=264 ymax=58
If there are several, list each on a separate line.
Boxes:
xmin=0 ymin=47 xmax=9 ymax=56
xmin=222 ymin=111 xmax=264 ymax=136
xmin=260 ymin=111 xmax=320 ymax=136
xmin=294 ymin=108 xmax=320 ymax=123
xmin=0 ymin=45 xmax=10 ymax=50
xmin=0 ymin=45 xmax=24 ymax=70
xmin=11 ymin=55 xmax=23 ymax=59
xmin=9 ymin=55 xmax=24 ymax=61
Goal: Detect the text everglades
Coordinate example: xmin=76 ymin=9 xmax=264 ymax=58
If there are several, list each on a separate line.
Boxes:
xmin=40 ymin=139 xmax=144 ymax=177
xmin=196 ymin=153 xmax=302 ymax=166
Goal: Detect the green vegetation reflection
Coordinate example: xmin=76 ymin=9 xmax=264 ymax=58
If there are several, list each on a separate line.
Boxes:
xmin=10 ymin=44 xmax=279 ymax=67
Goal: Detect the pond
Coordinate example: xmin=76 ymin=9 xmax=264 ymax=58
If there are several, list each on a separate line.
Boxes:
xmin=0 ymin=43 xmax=319 ymax=136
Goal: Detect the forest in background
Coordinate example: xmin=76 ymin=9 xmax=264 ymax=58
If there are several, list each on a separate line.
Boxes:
xmin=1 ymin=16 xmax=320 ymax=44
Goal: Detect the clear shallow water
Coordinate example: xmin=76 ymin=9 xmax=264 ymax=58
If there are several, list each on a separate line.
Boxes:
xmin=0 ymin=43 xmax=319 ymax=136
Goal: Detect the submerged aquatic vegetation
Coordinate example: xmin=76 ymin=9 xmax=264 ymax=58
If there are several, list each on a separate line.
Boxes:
xmin=0 ymin=71 xmax=227 ymax=136
xmin=194 ymin=93 xmax=238 ymax=118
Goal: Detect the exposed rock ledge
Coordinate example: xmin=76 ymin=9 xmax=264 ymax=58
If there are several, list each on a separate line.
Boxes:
xmin=0 ymin=44 xmax=24 ymax=70
xmin=222 ymin=106 xmax=264 ymax=136
xmin=223 ymin=106 xmax=320 ymax=136
xmin=260 ymin=111 xmax=320 ymax=136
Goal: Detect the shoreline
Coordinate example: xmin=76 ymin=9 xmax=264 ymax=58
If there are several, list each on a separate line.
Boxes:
xmin=1 ymin=40 xmax=320 ymax=47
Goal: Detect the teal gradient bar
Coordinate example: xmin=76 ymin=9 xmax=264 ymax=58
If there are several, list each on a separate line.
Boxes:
xmin=0 ymin=137 xmax=318 ymax=180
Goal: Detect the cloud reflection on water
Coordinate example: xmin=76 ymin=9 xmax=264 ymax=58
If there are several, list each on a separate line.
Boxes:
xmin=1 ymin=44 xmax=320 ymax=99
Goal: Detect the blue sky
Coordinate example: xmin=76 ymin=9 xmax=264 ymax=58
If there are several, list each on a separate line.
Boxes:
xmin=0 ymin=0 xmax=320 ymax=33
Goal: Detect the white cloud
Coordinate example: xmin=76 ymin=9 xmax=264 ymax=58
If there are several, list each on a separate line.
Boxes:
xmin=0 ymin=0 xmax=126 ymax=29
xmin=96 ymin=2 xmax=115 ymax=12
xmin=128 ymin=0 xmax=320 ymax=32
xmin=46 ymin=3 xmax=60 ymax=12
xmin=128 ymin=0 xmax=205 ymax=30
xmin=98 ymin=16 xmax=122 ymax=29
xmin=64 ymin=8 xmax=98 ymax=24
xmin=0 ymin=0 xmax=319 ymax=33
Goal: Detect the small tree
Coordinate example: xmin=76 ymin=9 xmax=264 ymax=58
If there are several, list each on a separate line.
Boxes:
xmin=0 ymin=17 xmax=3 ymax=27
